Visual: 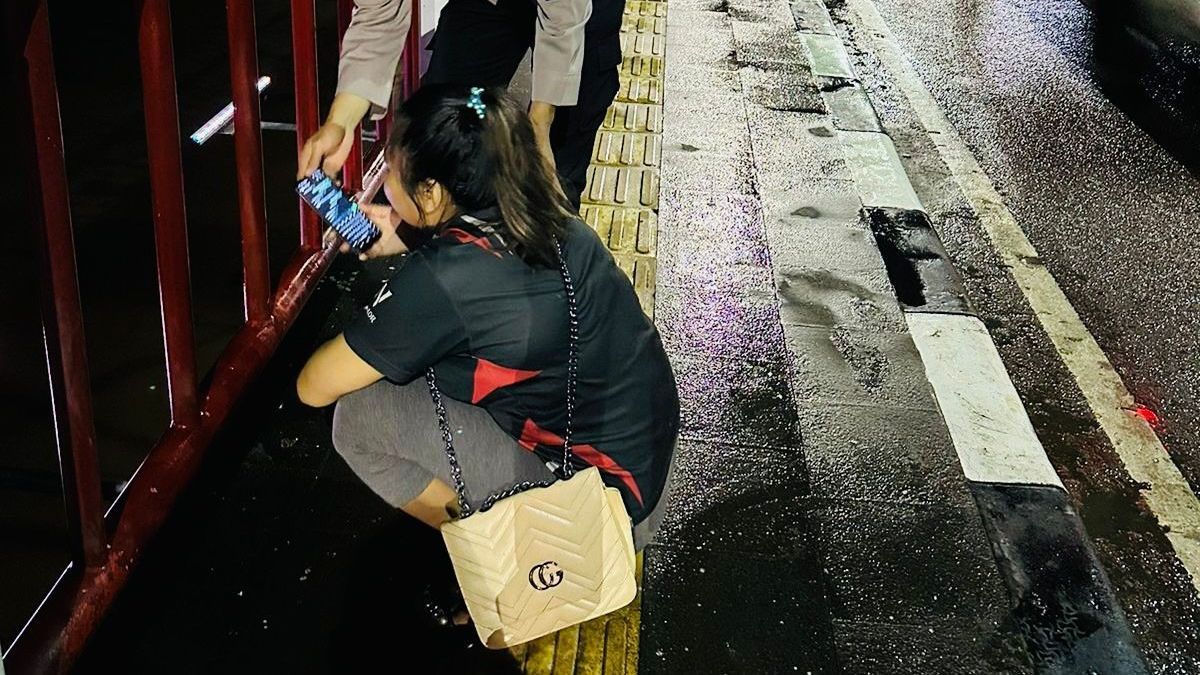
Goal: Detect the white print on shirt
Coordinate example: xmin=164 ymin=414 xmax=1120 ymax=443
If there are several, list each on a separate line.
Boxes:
xmin=373 ymin=283 xmax=393 ymax=307
xmin=461 ymin=215 xmax=508 ymax=249
xmin=364 ymin=282 xmax=392 ymax=324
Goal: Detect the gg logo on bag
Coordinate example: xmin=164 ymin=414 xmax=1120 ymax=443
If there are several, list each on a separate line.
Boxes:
xmin=528 ymin=561 xmax=564 ymax=591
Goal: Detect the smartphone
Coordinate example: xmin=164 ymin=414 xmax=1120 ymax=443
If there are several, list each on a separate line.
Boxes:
xmin=296 ymin=169 xmax=381 ymax=252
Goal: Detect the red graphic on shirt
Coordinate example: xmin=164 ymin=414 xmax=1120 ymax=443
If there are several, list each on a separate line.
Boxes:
xmin=472 ymin=357 xmax=541 ymax=404
xmin=518 ymin=418 xmax=644 ymax=506
xmin=444 ymin=227 xmax=504 ymax=258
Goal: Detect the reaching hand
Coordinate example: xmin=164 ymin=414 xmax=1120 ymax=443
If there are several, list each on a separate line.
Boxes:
xmin=298 ymin=122 xmax=353 ymax=180
xmin=298 ymin=93 xmax=372 ymax=180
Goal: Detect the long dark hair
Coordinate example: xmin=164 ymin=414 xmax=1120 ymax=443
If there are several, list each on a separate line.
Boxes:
xmin=386 ymin=84 xmax=576 ymax=266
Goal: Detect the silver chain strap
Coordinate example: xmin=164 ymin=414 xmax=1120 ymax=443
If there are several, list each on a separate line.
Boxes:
xmin=426 ymin=238 xmax=580 ymax=518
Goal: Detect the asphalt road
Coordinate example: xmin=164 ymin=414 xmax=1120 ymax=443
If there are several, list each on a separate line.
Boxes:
xmin=831 ymin=0 xmax=1200 ymax=668
xmin=865 ymin=0 xmax=1200 ymax=509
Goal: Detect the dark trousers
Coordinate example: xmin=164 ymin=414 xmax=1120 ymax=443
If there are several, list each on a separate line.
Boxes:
xmin=422 ymin=0 xmax=622 ymax=207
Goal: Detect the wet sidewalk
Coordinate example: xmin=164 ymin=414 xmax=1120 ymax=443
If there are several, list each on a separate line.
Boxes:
xmin=637 ymin=0 xmax=1033 ymax=671
xmin=73 ymin=0 xmax=1080 ymax=672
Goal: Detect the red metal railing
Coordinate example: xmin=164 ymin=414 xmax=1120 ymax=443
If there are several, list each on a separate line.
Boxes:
xmin=8 ymin=0 xmax=420 ymax=671
xmin=23 ymin=0 xmax=107 ymax=577
xmin=227 ymin=0 xmax=274 ymax=324
xmin=290 ymin=0 xmax=322 ymax=249
xmin=141 ymin=0 xmax=200 ymax=431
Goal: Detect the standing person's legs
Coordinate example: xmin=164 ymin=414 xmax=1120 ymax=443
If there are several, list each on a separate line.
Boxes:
xmin=424 ymin=0 xmax=620 ymax=208
xmin=423 ymin=0 xmax=534 ymax=90
xmin=549 ymin=0 xmax=623 ymax=207
xmin=549 ymin=63 xmax=619 ymax=208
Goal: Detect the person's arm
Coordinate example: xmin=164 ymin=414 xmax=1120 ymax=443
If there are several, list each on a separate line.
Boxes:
xmin=530 ymin=0 xmax=591 ymax=166
xmin=337 ymin=0 xmax=412 ymax=120
xmin=528 ymin=101 xmax=558 ymax=171
xmin=298 ymin=0 xmax=411 ymax=178
xmin=296 ymin=335 xmax=385 ymax=407
xmin=301 ymin=255 xmax=467 ymax=407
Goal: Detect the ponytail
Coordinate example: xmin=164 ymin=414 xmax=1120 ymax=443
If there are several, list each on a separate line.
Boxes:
xmin=480 ymin=90 xmax=576 ymax=266
xmin=387 ymin=85 xmax=576 ymax=267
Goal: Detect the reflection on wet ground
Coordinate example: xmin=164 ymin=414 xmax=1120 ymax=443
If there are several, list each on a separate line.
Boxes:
xmin=635 ymin=5 xmax=1035 ymax=664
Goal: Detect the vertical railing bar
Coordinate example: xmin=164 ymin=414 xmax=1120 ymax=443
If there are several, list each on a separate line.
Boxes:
xmin=404 ymin=0 xmax=422 ymax=100
xmin=336 ymin=0 xmax=363 ymax=192
xmin=25 ymin=0 xmax=107 ymax=566
xmin=290 ymin=0 xmax=321 ymax=249
xmin=226 ymin=0 xmax=271 ymax=323
xmin=377 ymin=106 xmax=391 ymax=148
xmin=345 ymin=120 xmax=364 ymax=193
xmin=139 ymin=0 xmax=200 ymax=428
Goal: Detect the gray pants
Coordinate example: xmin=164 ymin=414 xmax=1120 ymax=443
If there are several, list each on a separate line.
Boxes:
xmin=331 ymin=379 xmax=670 ymax=550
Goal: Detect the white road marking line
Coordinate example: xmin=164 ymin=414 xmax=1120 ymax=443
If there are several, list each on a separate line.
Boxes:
xmin=908 ymin=313 xmax=1064 ymax=487
xmin=847 ymin=0 xmax=1200 ymax=592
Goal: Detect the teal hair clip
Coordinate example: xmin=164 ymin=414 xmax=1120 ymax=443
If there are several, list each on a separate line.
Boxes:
xmin=466 ymin=86 xmax=486 ymax=119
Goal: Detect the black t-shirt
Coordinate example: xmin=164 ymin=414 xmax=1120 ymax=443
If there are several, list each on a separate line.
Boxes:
xmin=343 ymin=212 xmax=679 ymax=522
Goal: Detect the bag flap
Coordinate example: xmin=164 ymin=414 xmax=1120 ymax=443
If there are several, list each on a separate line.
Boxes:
xmin=493 ymin=468 xmax=611 ymax=622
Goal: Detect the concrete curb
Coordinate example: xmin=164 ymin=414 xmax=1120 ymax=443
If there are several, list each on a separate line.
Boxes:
xmin=790 ymin=0 xmax=1066 ymax=491
xmin=788 ymin=0 xmax=1149 ymax=670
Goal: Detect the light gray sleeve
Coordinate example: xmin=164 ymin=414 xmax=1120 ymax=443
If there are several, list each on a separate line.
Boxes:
xmin=531 ymin=0 xmax=592 ymax=107
xmin=336 ymin=0 xmax=413 ymax=120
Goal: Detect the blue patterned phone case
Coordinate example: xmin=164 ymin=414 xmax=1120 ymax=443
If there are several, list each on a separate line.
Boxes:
xmin=296 ymin=169 xmax=381 ymax=252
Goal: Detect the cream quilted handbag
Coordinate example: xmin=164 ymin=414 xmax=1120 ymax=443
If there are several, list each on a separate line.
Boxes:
xmin=439 ymin=467 xmax=636 ymax=648
xmin=425 ymin=240 xmax=637 ymax=649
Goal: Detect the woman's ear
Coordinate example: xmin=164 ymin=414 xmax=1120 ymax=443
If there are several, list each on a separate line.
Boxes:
xmin=419 ymin=179 xmax=452 ymax=220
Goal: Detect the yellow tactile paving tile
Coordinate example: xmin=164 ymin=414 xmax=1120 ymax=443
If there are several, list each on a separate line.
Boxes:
xmin=584 ymin=166 xmax=660 ymax=209
xmin=618 ymin=75 xmax=664 ymax=104
xmin=591 ymin=131 xmax=662 ymax=167
xmin=581 ymin=204 xmax=658 ymax=255
xmin=511 ymin=553 xmax=646 ymax=673
xmin=624 ymin=1 xmax=669 ymax=17
xmin=515 ymin=0 xmax=666 ymax=667
xmin=620 ymin=15 xmax=667 ymax=35
xmin=621 ymin=55 xmax=664 ymax=79
xmin=613 ymin=253 xmax=657 ymax=317
xmin=620 ymin=33 xmax=666 ymax=58
xmin=602 ymin=102 xmax=663 ymax=134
